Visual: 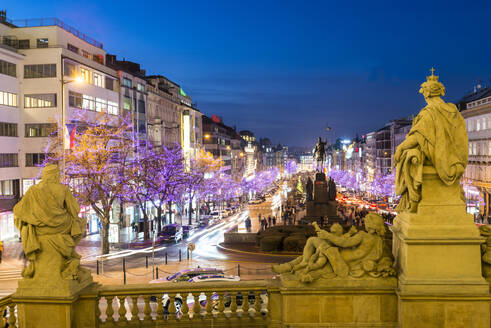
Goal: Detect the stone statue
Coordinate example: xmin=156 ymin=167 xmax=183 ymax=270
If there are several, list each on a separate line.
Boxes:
xmin=13 ymin=164 xmax=92 ymax=296
xmin=272 ymin=213 xmax=395 ymax=282
xmin=394 ymin=68 xmax=467 ymax=213
xmin=327 ymin=177 xmax=336 ymax=201
xmin=479 ymin=225 xmax=491 ymax=280
xmin=306 ymin=177 xmax=313 ymax=201
xmin=313 ymin=137 xmax=327 ymax=172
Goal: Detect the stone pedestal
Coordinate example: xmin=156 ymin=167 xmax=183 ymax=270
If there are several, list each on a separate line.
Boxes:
xmin=278 ymin=275 xmax=399 ymax=327
xmin=303 ymin=173 xmax=343 ymax=225
xmin=392 ymin=167 xmax=490 ymax=327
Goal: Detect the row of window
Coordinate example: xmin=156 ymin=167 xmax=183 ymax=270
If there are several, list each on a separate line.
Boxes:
xmin=122 ymin=77 xmax=145 ymax=92
xmin=0 ymin=153 xmax=18 ymax=168
xmin=469 ymin=140 xmax=491 ymax=156
xmin=69 ymin=91 xmax=118 ymax=115
xmin=0 ymin=122 xmax=17 ymax=137
xmin=25 ymin=93 xmax=57 ymax=108
xmin=25 ymin=153 xmax=53 ymax=167
xmin=0 ymin=59 xmax=16 ymax=78
xmin=64 ymin=61 xmax=115 ymax=91
xmin=467 ymin=116 xmax=491 ymax=132
xmin=67 ymin=43 xmax=104 ymax=64
xmin=25 ymin=123 xmax=57 ymax=138
xmin=24 ymin=64 xmax=57 ymax=78
xmin=0 ymin=91 xmax=18 ymax=107
xmin=0 ymin=179 xmax=14 ymax=196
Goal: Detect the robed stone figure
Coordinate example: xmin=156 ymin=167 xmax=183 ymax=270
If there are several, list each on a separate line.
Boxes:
xmin=13 ymin=164 xmax=91 ymax=296
xmin=306 ymin=177 xmax=313 ymax=201
xmin=394 ymin=69 xmax=467 ymax=212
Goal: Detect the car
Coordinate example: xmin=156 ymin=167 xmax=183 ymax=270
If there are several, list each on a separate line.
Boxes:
xmin=150 ymin=268 xmax=226 ymax=284
xmin=157 ymin=224 xmax=183 ymax=243
xmin=188 ymin=274 xmax=240 ymax=283
xmin=209 ymin=211 xmax=221 ymax=220
xmin=198 ymin=218 xmax=209 ymax=227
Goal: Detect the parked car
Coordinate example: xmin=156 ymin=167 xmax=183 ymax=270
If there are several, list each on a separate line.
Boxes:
xmin=209 ymin=211 xmax=221 ymax=220
xmin=157 ymin=224 xmax=183 ymax=243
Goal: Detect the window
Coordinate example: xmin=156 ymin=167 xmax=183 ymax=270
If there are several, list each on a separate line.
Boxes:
xmin=82 ymin=95 xmax=95 ymax=111
xmin=123 ymin=96 xmax=132 ymax=110
xmin=108 ymin=101 xmax=118 ymax=115
xmin=25 ymin=153 xmax=51 ymax=167
xmin=483 ymin=117 xmax=487 ymax=131
xmin=24 ymin=94 xmax=57 ymax=108
xmin=0 ymin=91 xmax=17 ymax=107
xmin=0 ymin=122 xmax=17 ymax=137
xmin=22 ymin=179 xmax=35 ymax=195
xmin=105 ymin=77 xmax=114 ymax=91
xmin=63 ymin=61 xmax=77 ymax=77
xmin=25 ymin=123 xmax=57 ymax=137
xmin=477 ymin=119 xmax=481 ymax=131
xmin=0 ymin=154 xmax=18 ymax=167
xmin=80 ymin=68 xmax=90 ymax=83
xmin=137 ymin=99 xmax=145 ymax=113
xmin=137 ymin=83 xmax=145 ymax=92
xmin=69 ymin=91 xmax=82 ymax=108
xmin=18 ymin=39 xmax=29 ymax=49
xmin=92 ymin=54 xmax=103 ymax=64
xmin=0 ymin=180 xmax=13 ymax=195
xmin=81 ymin=50 xmax=90 ymax=59
xmin=0 ymin=60 xmax=16 ymax=77
xmin=67 ymin=43 xmax=79 ymax=54
xmin=24 ymin=64 xmax=56 ymax=78
xmin=93 ymin=73 xmax=103 ymax=87
xmin=95 ymin=98 xmax=107 ymax=112
xmin=36 ymin=38 xmax=48 ymax=48
xmin=122 ymin=78 xmax=132 ymax=88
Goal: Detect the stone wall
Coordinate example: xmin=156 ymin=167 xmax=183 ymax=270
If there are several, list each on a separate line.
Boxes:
xmin=223 ymin=232 xmax=257 ymax=244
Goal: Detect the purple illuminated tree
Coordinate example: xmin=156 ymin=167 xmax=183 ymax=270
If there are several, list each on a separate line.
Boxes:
xmin=285 ymin=160 xmax=297 ymax=175
xmin=46 ymin=111 xmax=134 ymax=254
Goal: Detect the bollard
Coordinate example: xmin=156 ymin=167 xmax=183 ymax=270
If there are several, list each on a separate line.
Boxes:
xmin=165 ymin=252 xmax=168 ymax=265
xmin=187 ymin=248 xmax=190 ymax=260
xmin=96 ymin=260 xmax=99 ymax=275
xmin=179 ymin=249 xmax=182 ymax=262
xmin=123 ymin=258 xmax=126 ymax=285
xmin=156 ymin=266 xmax=159 ymax=280
xmin=238 ymin=264 xmax=241 ymax=277
xmin=146 ymin=255 xmax=148 ymax=268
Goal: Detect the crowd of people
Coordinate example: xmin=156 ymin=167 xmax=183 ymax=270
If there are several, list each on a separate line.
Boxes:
xmin=337 ymin=203 xmax=396 ymax=226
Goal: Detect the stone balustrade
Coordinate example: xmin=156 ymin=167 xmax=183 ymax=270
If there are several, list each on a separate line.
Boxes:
xmin=0 ymin=295 xmax=17 ymax=328
xmin=97 ymin=280 xmax=271 ymax=327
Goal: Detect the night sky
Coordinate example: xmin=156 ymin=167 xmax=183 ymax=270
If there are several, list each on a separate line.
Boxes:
xmin=4 ymin=0 xmax=491 ymax=147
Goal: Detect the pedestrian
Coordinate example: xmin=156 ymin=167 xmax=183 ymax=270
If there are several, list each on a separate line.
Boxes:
xmin=319 ymin=216 xmax=324 ymax=226
xmin=268 ymin=216 xmax=272 ymax=227
xmin=263 ymin=218 xmax=268 ymax=230
xmin=0 ymin=240 xmax=3 ymax=263
xmin=272 ymin=216 xmax=277 ymax=226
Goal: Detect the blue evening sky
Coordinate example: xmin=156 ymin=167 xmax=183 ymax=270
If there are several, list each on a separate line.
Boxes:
xmin=4 ymin=0 xmax=491 ymax=147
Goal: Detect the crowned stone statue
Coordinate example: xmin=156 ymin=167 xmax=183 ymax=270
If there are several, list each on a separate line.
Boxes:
xmin=394 ymin=68 xmax=467 ymax=213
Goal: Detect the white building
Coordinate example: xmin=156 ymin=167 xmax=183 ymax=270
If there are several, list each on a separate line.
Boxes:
xmin=0 ymin=16 xmax=120 ymax=238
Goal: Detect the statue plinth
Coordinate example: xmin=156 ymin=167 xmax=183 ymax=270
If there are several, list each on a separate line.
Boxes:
xmin=14 ymin=235 xmax=93 ymax=298
xmin=392 ymin=166 xmax=489 ymax=326
xmin=303 ymin=173 xmax=342 ymax=224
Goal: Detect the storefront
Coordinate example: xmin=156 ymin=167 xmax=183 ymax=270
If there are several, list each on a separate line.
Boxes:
xmin=80 ymin=206 xmax=100 ymax=235
xmin=0 ymin=211 xmax=18 ymax=241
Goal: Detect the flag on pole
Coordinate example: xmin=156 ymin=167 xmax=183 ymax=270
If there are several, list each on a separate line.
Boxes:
xmin=65 ymin=124 xmax=77 ymax=149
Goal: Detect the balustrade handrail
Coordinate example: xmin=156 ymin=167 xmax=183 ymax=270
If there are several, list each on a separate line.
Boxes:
xmin=0 ymin=295 xmax=11 ymax=308
xmin=99 ymin=279 xmax=271 ymax=297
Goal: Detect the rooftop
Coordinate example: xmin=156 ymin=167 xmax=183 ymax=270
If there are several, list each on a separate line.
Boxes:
xmin=1 ymin=15 xmax=103 ymax=49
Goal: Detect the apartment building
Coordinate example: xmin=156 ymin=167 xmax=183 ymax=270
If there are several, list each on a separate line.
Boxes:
xmin=106 ymin=55 xmax=147 ymax=139
xmin=0 ymin=15 xmax=120 ymax=238
xmin=0 ymin=26 xmax=23 ymax=240
xmin=459 ymin=86 xmax=491 ymax=217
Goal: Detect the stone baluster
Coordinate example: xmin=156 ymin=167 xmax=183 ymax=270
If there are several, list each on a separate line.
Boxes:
xmin=192 ymin=292 xmax=201 ymax=319
xmin=142 ymin=295 xmax=152 ymax=322
xmin=118 ymin=296 xmax=127 ymax=323
xmin=105 ymin=296 xmax=115 ymax=323
xmin=0 ymin=305 xmax=6 ymax=328
xmin=217 ymin=292 xmax=226 ymax=319
xmin=242 ymin=292 xmax=250 ymax=317
xmin=229 ymin=292 xmax=238 ymax=318
xmin=167 ymin=294 xmax=177 ymax=323
xmin=181 ymin=293 xmax=190 ymax=321
xmin=7 ymin=304 xmax=16 ymax=328
xmin=130 ymin=296 xmax=139 ymax=323
xmin=155 ymin=294 xmax=165 ymax=322
xmin=95 ymin=296 xmax=102 ymax=323
xmin=204 ymin=292 xmax=213 ymax=318
xmin=254 ymin=291 xmax=262 ymax=318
